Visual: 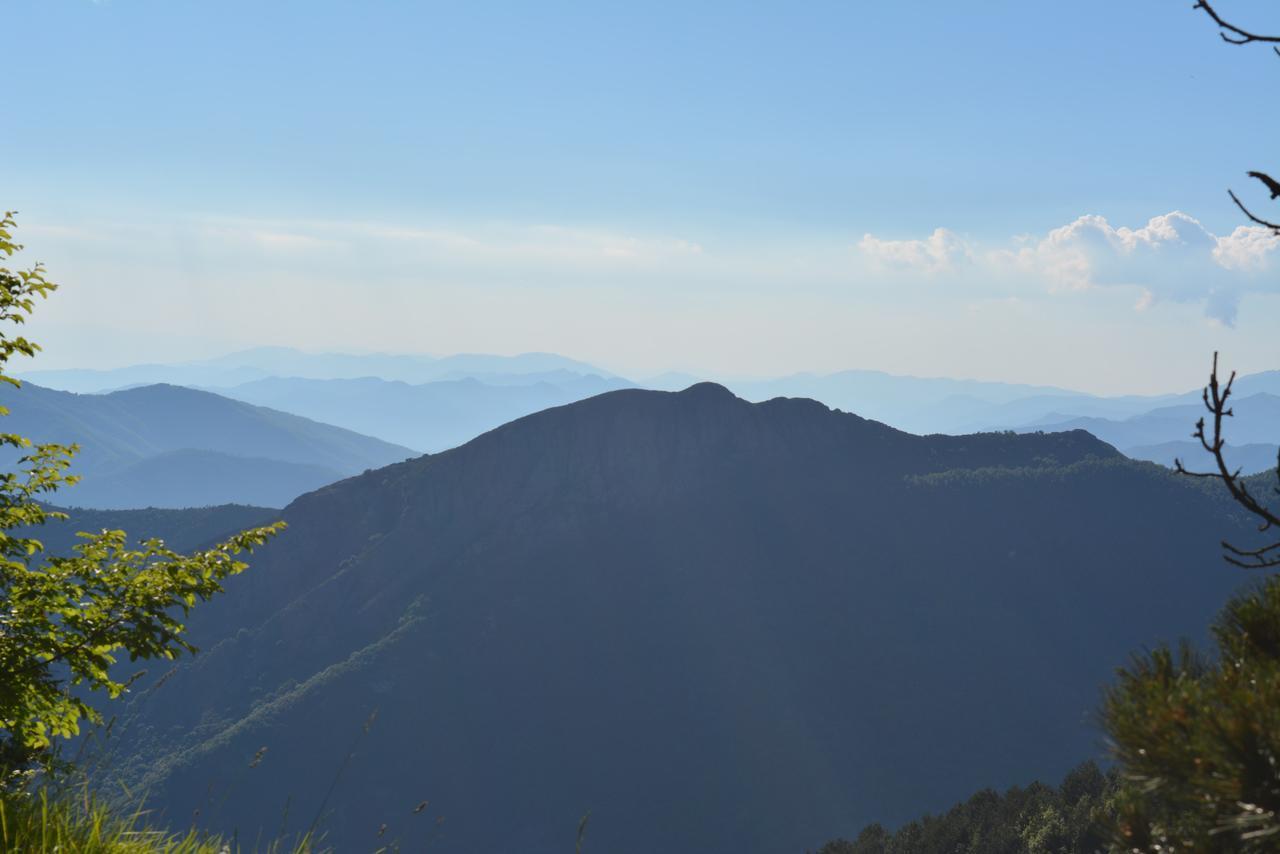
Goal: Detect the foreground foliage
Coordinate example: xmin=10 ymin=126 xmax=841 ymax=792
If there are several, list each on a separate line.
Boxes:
xmin=0 ymin=212 xmax=282 ymax=774
xmin=0 ymin=786 xmax=316 ymax=853
xmin=815 ymin=762 xmax=1117 ymax=854
xmin=1104 ymin=575 xmax=1280 ymax=851
xmin=0 ymin=787 xmax=220 ymax=853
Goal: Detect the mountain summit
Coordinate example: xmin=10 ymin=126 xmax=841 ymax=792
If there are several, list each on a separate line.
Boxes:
xmin=111 ymin=386 xmax=1252 ymax=853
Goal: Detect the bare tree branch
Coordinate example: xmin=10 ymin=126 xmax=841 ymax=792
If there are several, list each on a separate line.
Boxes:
xmin=1248 ymin=172 xmax=1280 ymax=199
xmin=1175 ymin=353 xmax=1280 ymax=569
xmin=1228 ymin=189 xmax=1280 ymax=233
xmin=1194 ymin=0 xmax=1280 ymax=54
xmin=1193 ymin=3 xmax=1280 ymax=234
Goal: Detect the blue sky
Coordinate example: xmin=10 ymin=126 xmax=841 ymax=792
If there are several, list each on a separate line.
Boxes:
xmin=4 ymin=0 xmax=1278 ymax=393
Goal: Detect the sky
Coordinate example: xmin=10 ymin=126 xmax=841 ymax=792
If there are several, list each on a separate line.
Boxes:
xmin=3 ymin=0 xmax=1278 ymax=394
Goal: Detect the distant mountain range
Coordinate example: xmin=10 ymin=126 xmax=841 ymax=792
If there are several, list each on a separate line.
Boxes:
xmin=17 ymin=347 xmax=616 ymax=393
xmin=1025 ymin=393 xmax=1280 ymax=447
xmin=0 ymin=382 xmax=415 ymax=509
xmin=102 ymin=384 xmax=1261 ymax=853
xmin=209 ymin=373 xmax=634 ymax=452
xmin=727 ymin=370 xmax=1098 ymax=432
xmin=17 ymin=347 xmax=1280 ymax=476
xmin=724 ymin=369 xmax=1280 ymax=438
xmin=1124 ymin=440 xmax=1278 ymax=476
xmin=1017 ymin=393 xmax=1280 ymax=476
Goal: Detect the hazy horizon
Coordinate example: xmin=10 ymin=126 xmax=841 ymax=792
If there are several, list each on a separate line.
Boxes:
xmin=6 ymin=0 xmax=1278 ymax=395
xmin=12 ymin=341 xmax=1269 ymax=400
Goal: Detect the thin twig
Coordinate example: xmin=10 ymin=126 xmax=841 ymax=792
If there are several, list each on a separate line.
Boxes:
xmin=1174 ymin=353 xmax=1280 ymax=568
xmin=1228 ymin=190 xmax=1280 ymax=233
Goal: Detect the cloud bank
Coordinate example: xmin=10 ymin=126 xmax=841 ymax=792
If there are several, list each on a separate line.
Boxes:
xmin=14 ymin=207 xmax=1280 ymax=391
xmin=861 ymin=211 xmax=1280 ymax=325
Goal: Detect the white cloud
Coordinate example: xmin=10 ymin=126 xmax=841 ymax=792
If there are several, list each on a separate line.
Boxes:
xmin=1022 ymin=211 xmax=1277 ymax=324
xmin=858 ymin=227 xmax=972 ymax=274
xmin=1214 ymin=224 xmax=1280 ymax=273
xmin=864 ymin=211 xmax=1280 ymax=326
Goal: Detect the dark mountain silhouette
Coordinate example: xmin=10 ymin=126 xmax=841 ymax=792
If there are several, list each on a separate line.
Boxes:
xmin=0 ymin=382 xmax=415 ymax=508
xmin=106 ymin=384 xmax=1261 ymax=853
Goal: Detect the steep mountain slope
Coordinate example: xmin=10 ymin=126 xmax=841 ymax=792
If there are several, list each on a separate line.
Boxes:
xmin=0 ymin=382 xmax=415 ymax=508
xmin=106 ymin=385 xmax=1262 ymax=854
xmin=214 ymin=374 xmax=633 ymax=451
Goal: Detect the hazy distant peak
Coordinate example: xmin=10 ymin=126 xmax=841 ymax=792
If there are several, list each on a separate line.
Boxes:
xmin=18 ymin=348 xmax=620 ymax=392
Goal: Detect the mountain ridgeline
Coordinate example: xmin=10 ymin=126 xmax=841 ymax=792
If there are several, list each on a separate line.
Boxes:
xmin=18 ymin=348 xmax=1280 ymax=475
xmin=0 ymin=382 xmax=415 ymax=509
xmin=102 ymin=384 xmax=1259 ymax=853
